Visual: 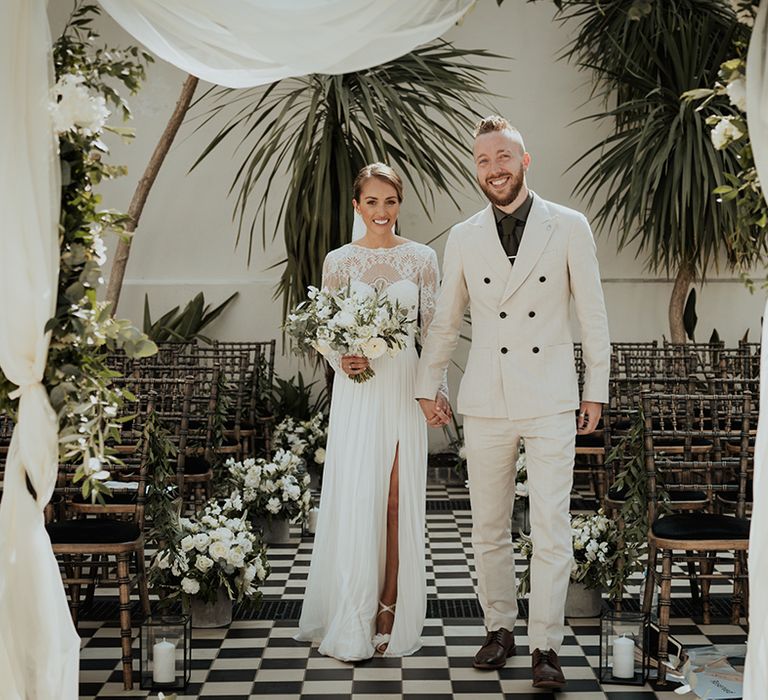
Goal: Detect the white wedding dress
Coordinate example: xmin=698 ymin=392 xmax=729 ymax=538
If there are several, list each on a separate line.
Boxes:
xmin=296 ymin=240 xmax=444 ymax=660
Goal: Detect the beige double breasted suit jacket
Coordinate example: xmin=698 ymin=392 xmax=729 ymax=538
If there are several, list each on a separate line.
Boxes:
xmin=415 ymin=193 xmax=610 ymax=415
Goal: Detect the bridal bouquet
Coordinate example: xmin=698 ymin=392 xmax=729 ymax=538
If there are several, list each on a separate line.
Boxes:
xmin=284 ymin=283 xmax=414 ymax=382
xmin=225 ymin=449 xmax=313 ymax=524
xmin=153 ymin=500 xmax=269 ymax=604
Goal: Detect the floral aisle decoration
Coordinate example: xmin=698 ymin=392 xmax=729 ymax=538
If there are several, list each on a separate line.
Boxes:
xmin=0 ymin=2 xmax=156 ymax=501
xmin=153 ymin=500 xmax=269 ymax=606
xmin=284 ymin=284 xmax=414 ymax=383
xmin=271 ymin=411 xmax=328 ymax=475
xmin=517 ymin=509 xmax=621 ymax=597
xmin=226 ymin=450 xmax=313 ymax=525
xmin=685 ymin=0 xmax=768 ymax=289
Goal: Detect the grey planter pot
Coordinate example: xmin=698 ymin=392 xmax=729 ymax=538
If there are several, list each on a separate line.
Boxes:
xmin=564 ymin=581 xmax=603 ymax=618
xmin=189 ymin=588 xmax=233 ymax=628
xmin=253 ymin=516 xmax=291 ymax=544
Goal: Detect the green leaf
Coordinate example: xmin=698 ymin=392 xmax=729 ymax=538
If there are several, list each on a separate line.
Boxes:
xmin=683 ymin=288 xmax=698 ymax=342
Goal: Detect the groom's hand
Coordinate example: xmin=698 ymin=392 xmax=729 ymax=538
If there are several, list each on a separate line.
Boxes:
xmin=577 ymin=401 xmax=602 ymax=435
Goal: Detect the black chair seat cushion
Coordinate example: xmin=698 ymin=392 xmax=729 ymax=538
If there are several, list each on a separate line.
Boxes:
xmin=72 ymin=491 xmax=138 ymax=505
xmin=47 ymin=518 xmax=140 ymax=544
xmin=608 ymin=486 xmax=707 ymax=503
xmin=576 ymin=433 xmax=604 ymax=448
xmin=184 ymin=455 xmax=212 ymax=475
xmin=652 ymin=512 xmax=750 ymax=540
xmin=718 ymin=481 xmax=753 ymax=503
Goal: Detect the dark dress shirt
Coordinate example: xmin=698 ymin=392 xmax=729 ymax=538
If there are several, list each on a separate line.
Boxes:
xmin=493 ymin=192 xmax=533 ymax=266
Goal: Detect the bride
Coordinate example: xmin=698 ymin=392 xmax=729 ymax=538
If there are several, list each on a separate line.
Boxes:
xmin=295 ymin=163 xmax=449 ymax=660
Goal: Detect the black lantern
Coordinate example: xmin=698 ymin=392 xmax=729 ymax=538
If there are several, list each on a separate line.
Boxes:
xmin=140 ymin=614 xmax=192 ymax=691
xmin=598 ymin=609 xmax=649 ymax=685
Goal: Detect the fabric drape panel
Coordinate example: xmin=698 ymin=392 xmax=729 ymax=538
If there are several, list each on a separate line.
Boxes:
xmin=0 ymin=1 xmax=80 ymax=699
xmin=745 ymin=4 xmax=768 ymax=697
xmin=98 ymin=0 xmax=475 ymax=88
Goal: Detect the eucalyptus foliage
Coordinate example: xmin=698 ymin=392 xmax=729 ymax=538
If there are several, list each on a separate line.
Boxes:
xmin=192 ymin=42 xmax=500 ymax=319
xmin=0 ymin=2 xmax=156 ymax=499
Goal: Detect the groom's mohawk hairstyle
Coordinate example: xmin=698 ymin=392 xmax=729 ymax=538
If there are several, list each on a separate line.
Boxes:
xmin=473 ymin=115 xmax=520 ymax=138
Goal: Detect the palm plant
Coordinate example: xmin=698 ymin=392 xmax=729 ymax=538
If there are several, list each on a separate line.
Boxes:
xmin=557 ymin=0 xmax=749 ymax=342
xmin=191 ymin=42 xmax=499 ymax=320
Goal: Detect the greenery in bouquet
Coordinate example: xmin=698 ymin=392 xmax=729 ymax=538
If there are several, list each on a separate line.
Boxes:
xmin=152 ymin=500 xmax=269 ymax=605
xmin=226 ymin=450 xmax=313 ymax=524
xmin=0 ymin=2 xmax=157 ymax=501
xmin=271 ymin=411 xmax=328 ymax=474
xmin=284 ymin=283 xmax=415 ymax=383
xmin=517 ymin=509 xmax=621 ymax=597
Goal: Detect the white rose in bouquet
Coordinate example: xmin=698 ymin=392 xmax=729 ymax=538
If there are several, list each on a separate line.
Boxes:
xmin=362 ymin=337 xmax=387 ymax=359
xmin=209 ymin=540 xmax=229 ymax=562
xmin=195 ymin=555 xmax=214 ymax=573
xmin=267 ymin=497 xmax=282 ymax=514
xmin=180 ymin=535 xmax=195 ymax=553
xmin=314 ymin=447 xmax=326 ymax=464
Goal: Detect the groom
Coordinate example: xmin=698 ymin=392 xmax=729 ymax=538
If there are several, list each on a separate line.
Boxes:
xmin=416 ymin=116 xmax=610 ymax=689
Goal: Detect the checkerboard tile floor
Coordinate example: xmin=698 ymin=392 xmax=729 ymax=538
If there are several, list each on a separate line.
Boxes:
xmin=77 ymin=480 xmax=747 ymax=699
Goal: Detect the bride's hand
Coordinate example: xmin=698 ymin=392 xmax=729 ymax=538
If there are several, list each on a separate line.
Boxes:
xmin=341 ymin=354 xmax=369 ymax=377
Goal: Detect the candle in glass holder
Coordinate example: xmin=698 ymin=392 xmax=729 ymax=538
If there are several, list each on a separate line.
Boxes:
xmin=612 ymin=634 xmax=635 ymax=679
xmin=153 ymin=637 xmax=176 ymax=684
xmin=307 ymin=507 xmax=319 ymax=534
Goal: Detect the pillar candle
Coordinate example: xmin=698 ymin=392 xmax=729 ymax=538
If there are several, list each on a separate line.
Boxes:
xmin=612 ymin=634 xmax=635 ymax=679
xmin=153 ymin=637 xmax=176 ymax=684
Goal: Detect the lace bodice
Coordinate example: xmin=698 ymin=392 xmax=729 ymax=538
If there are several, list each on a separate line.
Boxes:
xmin=322 ymin=241 xmax=448 ymax=398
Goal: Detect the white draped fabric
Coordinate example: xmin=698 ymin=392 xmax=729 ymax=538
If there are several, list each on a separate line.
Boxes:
xmin=98 ymin=0 xmax=475 ymax=88
xmin=0 ymin=1 xmax=474 ymax=696
xmin=744 ymin=4 xmax=768 ymax=697
xmin=0 ymin=1 xmax=81 ymax=699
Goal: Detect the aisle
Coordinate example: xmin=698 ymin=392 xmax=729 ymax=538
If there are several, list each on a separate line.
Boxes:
xmin=77 ymin=484 xmax=747 ymax=699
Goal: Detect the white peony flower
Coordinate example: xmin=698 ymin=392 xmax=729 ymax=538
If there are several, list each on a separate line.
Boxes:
xmin=50 ymin=73 xmax=110 ymax=136
xmin=181 ymin=577 xmax=200 ymax=595
xmin=209 ymin=540 xmax=229 ymax=561
xmin=710 ymin=116 xmax=744 ymax=150
xmin=195 ymin=555 xmax=214 ymax=573
xmin=180 ymin=536 xmax=195 ymax=553
xmin=361 ymin=337 xmax=387 ymax=359
xmin=266 ymin=497 xmax=282 ymax=514
xmin=726 ymin=77 xmax=747 ymax=112
xmin=313 ymin=447 xmax=326 ymax=464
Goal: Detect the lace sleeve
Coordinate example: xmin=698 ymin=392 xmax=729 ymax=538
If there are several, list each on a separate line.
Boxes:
xmin=321 ymin=252 xmax=344 ymax=375
xmin=419 ymin=248 xmax=449 ymax=400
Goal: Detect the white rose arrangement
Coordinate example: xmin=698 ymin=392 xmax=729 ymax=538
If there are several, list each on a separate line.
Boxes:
xmin=284 ymin=283 xmax=415 ymax=383
xmin=517 ymin=508 xmax=620 ymax=596
xmin=271 ymin=411 xmax=328 ymax=473
xmin=152 ymin=500 xmax=269 ymax=604
xmin=226 ymin=449 xmax=313 ymax=524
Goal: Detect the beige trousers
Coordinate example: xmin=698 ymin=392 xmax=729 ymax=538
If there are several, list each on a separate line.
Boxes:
xmin=463 ymin=411 xmax=575 ymax=652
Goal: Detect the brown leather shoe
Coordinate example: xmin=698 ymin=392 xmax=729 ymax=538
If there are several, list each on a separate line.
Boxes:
xmin=473 ymin=628 xmax=516 ymax=670
xmin=532 ymin=648 xmax=566 ymax=689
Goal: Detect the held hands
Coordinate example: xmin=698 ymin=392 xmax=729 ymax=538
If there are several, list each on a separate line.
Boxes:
xmin=577 ymin=401 xmax=602 ymax=435
xmin=341 ymin=355 xmax=370 ymax=378
xmin=418 ymin=393 xmax=452 ymax=428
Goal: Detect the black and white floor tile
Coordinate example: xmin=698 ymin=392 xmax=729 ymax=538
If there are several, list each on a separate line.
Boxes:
xmin=77 ymin=478 xmax=747 ymax=699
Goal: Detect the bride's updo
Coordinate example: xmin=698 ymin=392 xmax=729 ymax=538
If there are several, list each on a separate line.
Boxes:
xmin=353 ymin=163 xmax=404 ymax=202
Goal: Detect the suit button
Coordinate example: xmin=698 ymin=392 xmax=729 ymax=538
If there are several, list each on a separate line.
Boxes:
xmin=499 ymin=311 xmax=507 ymax=319
xmin=529 ymin=311 xmax=535 ymax=318
xmin=501 ymin=347 xmax=508 ymax=354
xmin=532 ymin=346 xmax=540 ymax=353
xmin=539 ymin=275 xmax=546 ymax=282
xmin=484 ymin=277 xmax=491 ymax=284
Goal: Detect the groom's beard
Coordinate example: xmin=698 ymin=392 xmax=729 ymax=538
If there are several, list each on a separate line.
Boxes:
xmin=478 ymin=164 xmax=525 ymax=208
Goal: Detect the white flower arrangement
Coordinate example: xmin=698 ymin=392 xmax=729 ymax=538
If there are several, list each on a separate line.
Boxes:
xmin=226 ymin=449 xmax=313 ymax=524
xmin=272 ymin=411 xmax=328 ymax=472
xmin=153 ymin=500 xmax=269 ymax=604
xmin=517 ymin=508 xmax=620 ymax=595
xmin=709 ymin=115 xmax=745 ymax=150
xmin=284 ymin=283 xmax=415 ymax=382
xmin=49 ymin=72 xmax=110 ymax=137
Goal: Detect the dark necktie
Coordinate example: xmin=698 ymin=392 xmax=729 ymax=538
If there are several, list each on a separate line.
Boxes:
xmin=499 ymin=215 xmax=524 ymax=265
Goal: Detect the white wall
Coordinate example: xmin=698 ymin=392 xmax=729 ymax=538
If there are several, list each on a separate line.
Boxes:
xmin=48 ymin=1 xmax=766 ymax=393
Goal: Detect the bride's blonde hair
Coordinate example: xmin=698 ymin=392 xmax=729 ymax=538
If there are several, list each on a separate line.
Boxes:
xmin=353 ymin=163 xmax=404 ymax=202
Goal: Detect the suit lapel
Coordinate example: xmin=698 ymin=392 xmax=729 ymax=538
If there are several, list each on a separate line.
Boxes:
xmin=500 ymin=193 xmax=555 ymax=304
